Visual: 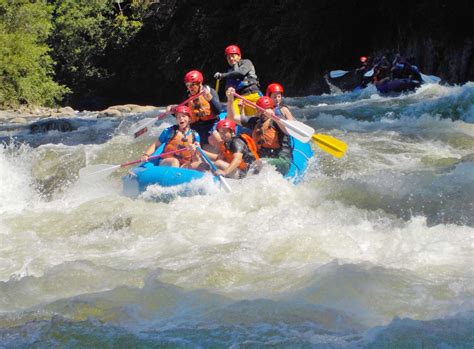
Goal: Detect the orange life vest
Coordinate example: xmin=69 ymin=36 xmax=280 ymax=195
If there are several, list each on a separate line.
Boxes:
xmin=240 ymin=134 xmax=260 ymax=160
xmin=188 ymin=94 xmax=216 ymax=123
xmin=252 ymin=118 xmax=281 ymax=151
xmin=218 ymin=134 xmax=260 ymax=171
xmin=162 ymin=127 xmax=196 ymax=165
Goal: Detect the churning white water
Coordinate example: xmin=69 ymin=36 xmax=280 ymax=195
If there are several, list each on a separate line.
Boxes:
xmin=0 ymin=82 xmax=473 ymax=347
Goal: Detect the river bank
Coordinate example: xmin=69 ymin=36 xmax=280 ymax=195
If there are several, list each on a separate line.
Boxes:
xmin=0 ymin=104 xmax=160 ymax=126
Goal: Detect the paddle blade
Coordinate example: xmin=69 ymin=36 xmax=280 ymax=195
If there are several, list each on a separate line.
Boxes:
xmin=312 ymin=134 xmax=348 ymax=158
xmin=131 ymin=117 xmax=157 ymax=138
xmin=79 ymin=164 xmax=121 ymax=180
xmin=364 ymin=69 xmax=374 ymax=77
xmin=329 ymin=70 xmax=349 ymax=78
xmin=420 ymin=73 xmax=441 ymax=84
xmin=280 ymin=119 xmax=314 ymax=143
xmin=219 ymin=176 xmax=232 ymax=192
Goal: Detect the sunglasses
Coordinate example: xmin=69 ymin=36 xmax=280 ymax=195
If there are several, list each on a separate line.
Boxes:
xmin=185 ymin=82 xmax=199 ymax=88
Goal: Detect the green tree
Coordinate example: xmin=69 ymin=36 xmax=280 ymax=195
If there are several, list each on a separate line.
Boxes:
xmin=0 ymin=0 xmax=69 ymax=108
xmin=50 ymin=0 xmax=145 ymax=106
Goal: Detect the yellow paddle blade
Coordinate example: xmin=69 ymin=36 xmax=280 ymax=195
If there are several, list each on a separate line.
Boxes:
xmin=312 ymin=134 xmax=348 ymax=158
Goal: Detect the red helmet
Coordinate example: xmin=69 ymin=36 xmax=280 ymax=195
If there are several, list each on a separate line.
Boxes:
xmin=216 ymin=119 xmax=236 ymax=132
xmin=360 ymin=56 xmax=368 ymax=63
xmin=174 ymin=105 xmax=192 ymax=117
xmin=256 ymin=96 xmax=274 ymax=109
xmin=266 ymin=83 xmax=284 ymax=96
xmin=184 ymin=70 xmax=203 ymax=83
xmin=225 ymin=45 xmax=241 ymax=56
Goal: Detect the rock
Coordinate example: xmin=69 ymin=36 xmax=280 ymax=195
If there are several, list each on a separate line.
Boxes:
xmin=29 ymin=119 xmax=76 ymax=134
xmin=0 ymin=111 xmax=13 ymax=121
xmin=58 ymin=106 xmax=76 ymax=116
xmin=9 ymin=117 xmax=28 ymax=124
xmin=108 ymin=105 xmax=132 ymax=113
xmin=97 ymin=108 xmax=123 ymax=118
xmin=130 ymin=105 xmax=158 ymax=113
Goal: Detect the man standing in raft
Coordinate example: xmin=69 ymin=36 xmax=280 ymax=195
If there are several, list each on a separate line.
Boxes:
xmin=214 ymin=44 xmax=262 ymax=116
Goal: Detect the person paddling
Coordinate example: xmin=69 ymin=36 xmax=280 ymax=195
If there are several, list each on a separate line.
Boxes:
xmin=167 ymin=70 xmax=222 ymax=150
xmin=226 ymin=88 xmax=292 ymax=175
xmin=356 ymin=56 xmax=373 ymax=87
xmin=141 ymin=105 xmax=202 ymax=169
xmin=214 ymin=45 xmax=262 ymax=117
xmin=202 ymin=119 xmax=259 ymax=179
xmin=266 ymin=83 xmax=295 ymax=121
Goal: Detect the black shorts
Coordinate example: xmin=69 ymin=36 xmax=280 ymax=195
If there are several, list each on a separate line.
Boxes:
xmin=191 ymin=120 xmax=215 ymax=146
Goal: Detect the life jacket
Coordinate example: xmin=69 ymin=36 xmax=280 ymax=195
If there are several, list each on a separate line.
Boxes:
xmin=219 ymin=134 xmax=260 ymax=171
xmin=225 ymin=59 xmax=260 ymax=94
xmin=187 ymin=93 xmax=216 ymax=123
xmin=162 ymin=125 xmax=198 ymax=165
xmin=274 ymin=104 xmax=290 ymax=119
xmin=252 ymin=118 xmax=282 ymax=150
xmin=252 ymin=118 xmax=291 ymax=159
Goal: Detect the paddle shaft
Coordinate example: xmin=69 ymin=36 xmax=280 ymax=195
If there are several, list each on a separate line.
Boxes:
xmin=233 ymin=92 xmax=314 ymax=140
xmin=196 ymin=147 xmax=232 ymax=192
xmin=233 ymin=92 xmax=348 ymax=157
xmin=158 ymin=90 xmax=205 ymax=121
xmin=120 ymin=148 xmax=189 ymax=168
xmin=133 ymin=90 xmax=205 ymax=138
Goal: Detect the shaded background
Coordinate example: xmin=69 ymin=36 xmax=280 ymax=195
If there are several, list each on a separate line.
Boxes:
xmin=58 ymin=0 xmax=473 ymax=109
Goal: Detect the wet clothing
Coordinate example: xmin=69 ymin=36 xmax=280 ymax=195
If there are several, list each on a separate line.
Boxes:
xmin=219 ymin=135 xmax=258 ymax=174
xmin=159 ymin=125 xmax=200 ymax=166
xmin=240 ymin=115 xmax=292 ymax=175
xmin=223 ymin=59 xmax=261 ymax=95
xmin=373 ymin=56 xmax=391 ymax=83
xmin=186 ymin=85 xmax=221 ymax=145
xmin=231 ymin=90 xmax=262 ymax=117
xmin=391 ymin=59 xmax=422 ymax=81
xmin=221 ymin=58 xmax=262 ymax=116
xmin=274 ymin=104 xmax=291 ymax=119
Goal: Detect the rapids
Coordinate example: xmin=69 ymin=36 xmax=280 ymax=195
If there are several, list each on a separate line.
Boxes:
xmin=0 ymin=82 xmax=473 ymax=347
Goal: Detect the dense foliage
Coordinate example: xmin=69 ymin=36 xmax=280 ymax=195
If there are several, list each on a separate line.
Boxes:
xmin=50 ymin=0 xmax=145 ymax=108
xmin=0 ymin=0 xmax=146 ymax=108
xmin=0 ymin=0 xmax=472 ymax=110
xmin=0 ymin=0 xmax=68 ymax=107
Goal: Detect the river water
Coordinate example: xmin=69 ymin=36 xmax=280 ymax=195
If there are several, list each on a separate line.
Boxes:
xmin=0 ymin=83 xmax=473 ymax=347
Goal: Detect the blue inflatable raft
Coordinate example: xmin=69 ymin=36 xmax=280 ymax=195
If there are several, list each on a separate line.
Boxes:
xmin=122 ymin=136 xmax=313 ymax=197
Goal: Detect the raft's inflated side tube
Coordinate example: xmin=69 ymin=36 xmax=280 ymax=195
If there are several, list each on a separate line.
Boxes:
xmin=123 ymin=113 xmax=314 ymax=195
xmin=285 ymin=137 xmax=313 ymax=184
xmin=122 ymin=143 xmax=212 ymax=197
xmin=376 ymin=78 xmax=422 ymax=94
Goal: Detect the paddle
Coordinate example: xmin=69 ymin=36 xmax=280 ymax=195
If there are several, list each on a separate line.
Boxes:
xmin=233 ymin=92 xmax=348 ymax=158
xmin=420 ymin=73 xmax=441 ymax=84
xmin=79 ymin=148 xmax=190 ymax=179
xmin=131 ymin=91 xmax=205 ymax=138
xmin=312 ymin=134 xmax=347 ymax=158
xmin=364 ymin=68 xmax=374 ymax=77
xmin=196 ymin=147 xmax=232 ymax=193
xmin=329 ymin=70 xmax=349 ymax=78
xmin=234 ymin=93 xmax=314 ymax=143
xmin=215 ymin=79 xmax=220 ymax=93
